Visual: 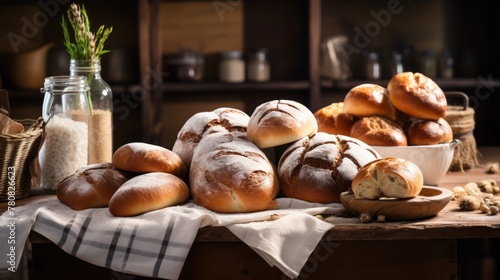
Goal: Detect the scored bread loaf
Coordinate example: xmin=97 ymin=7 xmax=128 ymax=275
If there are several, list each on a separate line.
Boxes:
xmin=57 ymin=163 xmax=131 ymax=210
xmin=108 ymin=172 xmax=190 ymax=217
xmin=387 ymin=72 xmax=447 ymax=120
xmin=278 ymin=132 xmax=381 ymax=203
xmin=343 ymin=84 xmax=397 ymax=121
xmin=314 ymin=102 xmax=357 ymax=136
xmin=190 ymin=131 xmax=279 ymax=213
xmin=172 ymin=107 xmax=250 ymax=170
xmin=350 ymin=116 xmax=407 ymax=146
xmin=351 ymin=157 xmax=424 ymax=199
xmin=247 ymin=99 xmax=318 ymax=149
xmin=112 ymin=142 xmax=186 ymax=178
xmin=403 ymin=117 xmax=453 ymax=145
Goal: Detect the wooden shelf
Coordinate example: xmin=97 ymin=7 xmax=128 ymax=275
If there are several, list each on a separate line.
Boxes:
xmin=161 ymin=80 xmax=310 ymax=92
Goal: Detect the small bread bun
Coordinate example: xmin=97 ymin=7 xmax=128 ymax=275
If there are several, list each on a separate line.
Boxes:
xmin=113 ymin=142 xmax=186 ymax=178
xmin=351 ymin=157 xmax=424 ymax=199
xmin=57 ymin=163 xmax=130 ymax=210
xmin=109 ymin=172 xmax=190 ymax=217
xmin=343 ymin=84 xmax=397 ymax=121
xmin=190 ymin=131 xmax=279 ymax=213
xmin=314 ymin=102 xmax=357 ymax=136
xmin=278 ymin=132 xmax=381 ymax=203
xmin=387 ymin=72 xmax=447 ymax=120
xmin=350 ymin=116 xmax=407 ymax=146
xmin=404 ymin=118 xmax=453 ymax=145
xmin=247 ymin=99 xmax=318 ymax=148
xmin=172 ymin=107 xmax=250 ymax=170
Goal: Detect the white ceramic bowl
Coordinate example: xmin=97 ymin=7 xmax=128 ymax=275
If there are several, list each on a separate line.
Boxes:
xmin=371 ymin=139 xmax=460 ymax=186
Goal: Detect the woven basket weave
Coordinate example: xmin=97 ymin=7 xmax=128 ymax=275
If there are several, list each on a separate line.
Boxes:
xmin=1 ymin=118 xmax=45 ymax=201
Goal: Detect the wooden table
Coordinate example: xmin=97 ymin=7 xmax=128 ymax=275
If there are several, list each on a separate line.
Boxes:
xmin=3 ymin=147 xmax=500 ymax=280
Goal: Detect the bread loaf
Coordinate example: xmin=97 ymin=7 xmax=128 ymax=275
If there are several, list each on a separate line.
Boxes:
xmin=278 ymin=132 xmax=381 ymax=203
xmin=343 ymin=84 xmax=397 ymax=121
xmin=172 ymin=107 xmax=250 ymax=170
xmin=350 ymin=116 xmax=407 ymax=146
xmin=314 ymin=102 xmax=357 ymax=136
xmin=108 ymin=172 xmax=190 ymax=217
xmin=351 ymin=157 xmax=423 ymax=199
xmin=190 ymin=131 xmax=279 ymax=213
xmin=404 ymin=118 xmax=453 ymax=145
xmin=112 ymin=142 xmax=186 ymax=178
xmin=57 ymin=163 xmax=131 ymax=210
xmin=247 ymin=99 xmax=318 ymax=148
xmin=387 ymin=72 xmax=447 ymax=120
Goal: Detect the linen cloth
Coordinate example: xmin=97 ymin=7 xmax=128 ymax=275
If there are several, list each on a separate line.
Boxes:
xmin=0 ymin=197 xmax=343 ymax=279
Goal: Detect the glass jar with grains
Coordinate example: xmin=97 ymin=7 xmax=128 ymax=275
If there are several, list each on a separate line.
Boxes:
xmin=219 ymin=50 xmax=245 ymax=83
xmin=247 ymin=48 xmax=270 ymax=82
xmin=39 ymin=75 xmax=90 ymax=192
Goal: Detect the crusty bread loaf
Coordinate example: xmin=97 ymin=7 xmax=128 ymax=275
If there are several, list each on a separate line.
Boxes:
xmin=113 ymin=142 xmax=186 ymax=178
xmin=247 ymin=99 xmax=318 ymax=148
xmin=351 ymin=157 xmax=423 ymax=199
xmin=387 ymin=72 xmax=447 ymax=120
xmin=108 ymin=172 xmax=189 ymax=217
xmin=172 ymin=107 xmax=250 ymax=170
xmin=190 ymin=131 xmax=279 ymax=213
xmin=343 ymin=84 xmax=397 ymax=121
xmin=404 ymin=117 xmax=453 ymax=145
xmin=278 ymin=132 xmax=381 ymax=203
xmin=57 ymin=163 xmax=131 ymax=210
xmin=314 ymin=102 xmax=357 ymax=136
xmin=350 ymin=116 xmax=408 ymax=146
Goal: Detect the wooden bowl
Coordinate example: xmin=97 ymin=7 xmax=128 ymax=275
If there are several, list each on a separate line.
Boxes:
xmin=340 ymin=186 xmax=453 ymax=221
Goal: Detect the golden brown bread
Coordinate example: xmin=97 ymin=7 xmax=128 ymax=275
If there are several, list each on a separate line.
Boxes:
xmin=247 ymin=99 xmax=318 ymax=148
xmin=57 ymin=163 xmax=131 ymax=210
xmin=387 ymin=72 xmax=447 ymax=120
xmin=190 ymin=131 xmax=279 ymax=213
xmin=350 ymin=116 xmax=407 ymax=146
xmin=343 ymin=84 xmax=397 ymax=121
xmin=108 ymin=172 xmax=190 ymax=217
xmin=314 ymin=102 xmax=357 ymax=136
xmin=404 ymin=117 xmax=453 ymax=145
xmin=278 ymin=132 xmax=381 ymax=203
xmin=112 ymin=142 xmax=186 ymax=178
xmin=351 ymin=157 xmax=424 ymax=199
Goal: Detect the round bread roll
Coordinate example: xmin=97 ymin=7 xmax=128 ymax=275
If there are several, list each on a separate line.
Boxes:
xmin=351 ymin=157 xmax=424 ymax=199
xmin=172 ymin=107 xmax=250 ymax=170
xmin=109 ymin=172 xmax=190 ymax=217
xmin=57 ymin=163 xmax=131 ymax=210
xmin=314 ymin=102 xmax=357 ymax=136
xmin=350 ymin=116 xmax=407 ymax=146
xmin=247 ymin=99 xmax=318 ymax=149
xmin=343 ymin=84 xmax=397 ymax=121
xmin=404 ymin=118 xmax=453 ymax=145
xmin=190 ymin=131 xmax=279 ymax=213
xmin=387 ymin=72 xmax=447 ymax=120
xmin=113 ymin=142 xmax=186 ymax=178
xmin=278 ymin=132 xmax=381 ymax=203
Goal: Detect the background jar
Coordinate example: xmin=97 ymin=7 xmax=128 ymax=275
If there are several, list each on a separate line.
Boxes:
xmin=219 ymin=50 xmax=245 ymax=83
xmin=419 ymin=50 xmax=437 ymax=78
xmin=365 ymin=51 xmax=381 ymax=80
xmin=247 ymin=48 xmax=270 ymax=82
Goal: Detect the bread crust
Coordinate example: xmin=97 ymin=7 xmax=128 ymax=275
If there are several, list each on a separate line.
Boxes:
xmin=404 ymin=118 xmax=453 ymax=145
xmin=278 ymin=132 xmax=381 ymax=203
xmin=387 ymin=72 xmax=447 ymax=120
xmin=351 ymin=157 xmax=423 ymax=199
xmin=314 ymin=102 xmax=357 ymax=136
xmin=350 ymin=116 xmax=407 ymax=146
xmin=247 ymin=100 xmax=318 ymax=148
xmin=344 ymin=84 xmax=397 ymax=121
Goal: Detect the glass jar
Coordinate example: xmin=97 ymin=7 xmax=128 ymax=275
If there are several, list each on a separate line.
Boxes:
xmin=70 ymin=59 xmax=113 ymax=164
xmin=219 ymin=50 xmax=245 ymax=83
xmin=39 ymin=75 xmax=90 ymax=191
xmin=365 ymin=51 xmax=381 ymax=80
xmin=439 ymin=50 xmax=454 ymax=78
xmin=389 ymin=51 xmax=404 ymax=78
xmin=419 ymin=50 xmax=437 ymax=78
xmin=247 ymin=48 xmax=270 ymax=82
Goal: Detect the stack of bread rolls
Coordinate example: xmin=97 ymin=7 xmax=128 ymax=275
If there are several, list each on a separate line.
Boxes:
xmin=315 ymin=72 xmax=453 ymax=147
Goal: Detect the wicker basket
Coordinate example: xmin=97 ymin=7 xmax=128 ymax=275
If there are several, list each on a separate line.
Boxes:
xmin=1 ymin=118 xmax=45 ymax=201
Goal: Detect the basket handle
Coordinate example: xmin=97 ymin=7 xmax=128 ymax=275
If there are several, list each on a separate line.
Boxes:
xmin=445 ymin=91 xmax=469 ymax=110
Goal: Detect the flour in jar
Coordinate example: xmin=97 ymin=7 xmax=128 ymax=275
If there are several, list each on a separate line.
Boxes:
xmin=39 ymin=115 xmax=88 ymax=191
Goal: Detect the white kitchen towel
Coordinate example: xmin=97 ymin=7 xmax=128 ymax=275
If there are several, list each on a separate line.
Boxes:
xmin=0 ymin=197 xmax=343 ymax=279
